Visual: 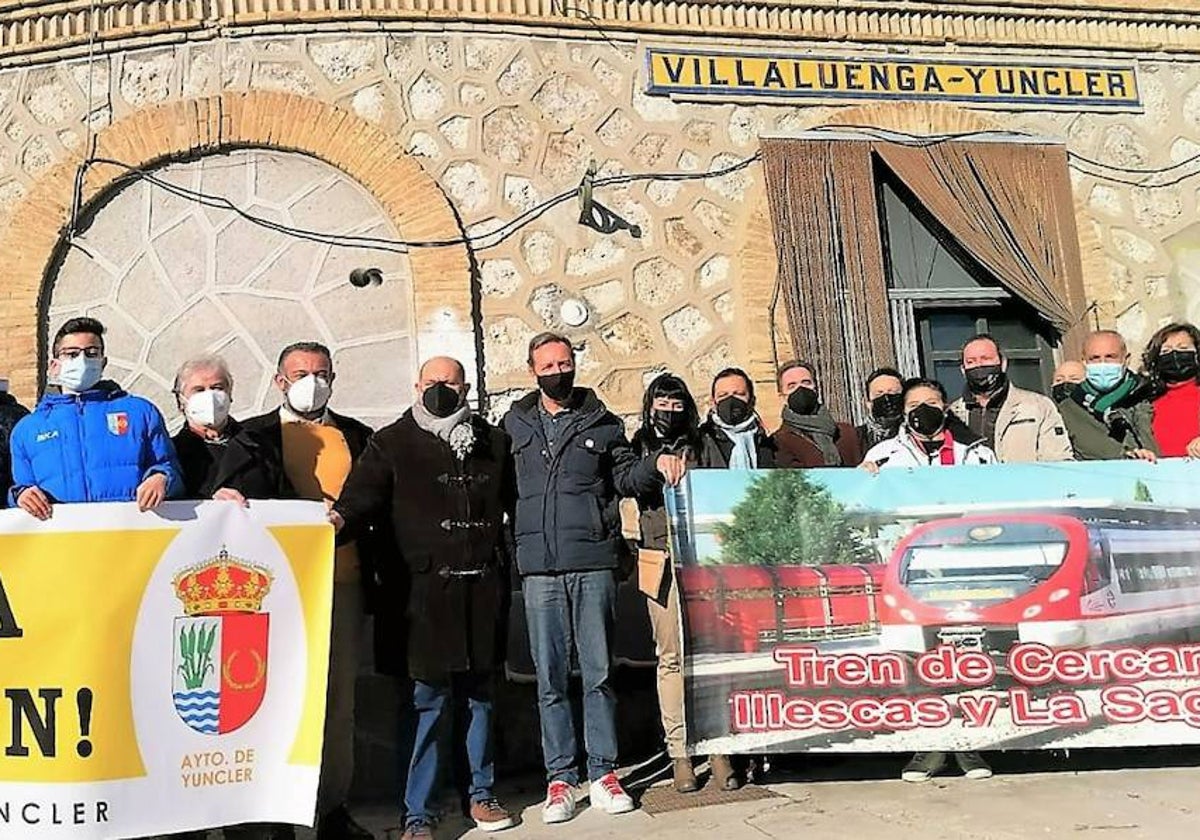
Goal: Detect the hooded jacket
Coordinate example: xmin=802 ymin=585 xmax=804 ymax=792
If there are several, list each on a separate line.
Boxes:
xmin=7 ymin=381 xmax=182 ymax=505
xmin=504 ymin=387 xmax=661 ymax=575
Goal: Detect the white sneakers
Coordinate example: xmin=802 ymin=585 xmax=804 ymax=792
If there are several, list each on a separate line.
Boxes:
xmin=589 ymin=772 xmax=635 ymax=815
xmin=541 ymin=780 xmax=577 ymax=824
xmin=541 ymin=773 xmax=635 ymax=824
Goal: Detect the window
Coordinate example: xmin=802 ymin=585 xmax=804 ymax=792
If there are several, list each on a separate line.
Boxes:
xmin=879 ymin=171 xmax=1058 ymax=397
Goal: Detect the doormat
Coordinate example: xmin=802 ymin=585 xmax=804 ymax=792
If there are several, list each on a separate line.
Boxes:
xmin=638 ymin=783 xmax=783 ymax=816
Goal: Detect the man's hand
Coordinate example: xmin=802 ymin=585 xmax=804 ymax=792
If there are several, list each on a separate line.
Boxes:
xmin=17 ymin=486 xmax=52 ymax=520
xmin=1126 ymin=448 xmax=1158 ymax=463
xmin=1187 ymin=437 xmax=1200 ymax=459
xmin=859 ymin=460 xmax=881 ymax=476
xmin=328 ymin=509 xmax=345 ymax=533
xmin=656 ymin=453 xmax=688 ymax=487
xmin=135 ymin=473 xmax=169 ymax=511
xmin=212 ymin=487 xmax=249 ymax=506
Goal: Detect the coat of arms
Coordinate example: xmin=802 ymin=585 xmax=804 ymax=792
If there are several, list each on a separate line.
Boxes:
xmin=171 ymin=548 xmax=273 ymax=735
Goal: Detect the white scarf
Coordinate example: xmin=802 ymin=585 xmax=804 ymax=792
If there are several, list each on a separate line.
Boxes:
xmin=709 ymin=411 xmax=760 ymax=469
xmin=411 ymin=400 xmax=475 ymax=459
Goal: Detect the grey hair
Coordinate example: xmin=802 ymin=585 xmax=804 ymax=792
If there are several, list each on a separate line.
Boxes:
xmin=173 ymin=353 xmax=234 ymax=395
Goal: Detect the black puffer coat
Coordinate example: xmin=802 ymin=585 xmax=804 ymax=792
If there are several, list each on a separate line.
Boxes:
xmin=503 ymin=388 xmax=660 ymax=575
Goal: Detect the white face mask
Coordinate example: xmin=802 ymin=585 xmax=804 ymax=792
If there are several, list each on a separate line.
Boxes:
xmin=185 ymin=389 xmax=231 ymax=429
xmin=58 ymin=355 xmax=104 ymax=393
xmin=286 ymin=374 xmax=332 ymax=415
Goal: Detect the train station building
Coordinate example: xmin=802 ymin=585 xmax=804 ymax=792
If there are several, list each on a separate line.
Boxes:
xmin=0 ymin=1 xmax=1196 ymax=428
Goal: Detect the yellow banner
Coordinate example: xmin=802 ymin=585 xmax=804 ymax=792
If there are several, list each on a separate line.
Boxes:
xmin=0 ymin=501 xmax=333 ymax=838
xmin=645 ymin=49 xmax=1140 ymax=109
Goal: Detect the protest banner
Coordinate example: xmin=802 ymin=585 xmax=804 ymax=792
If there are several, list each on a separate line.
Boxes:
xmin=669 ymin=460 xmax=1200 ymax=756
xmin=0 ymin=500 xmax=333 ymax=839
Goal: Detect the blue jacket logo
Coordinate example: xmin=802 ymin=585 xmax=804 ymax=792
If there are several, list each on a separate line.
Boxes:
xmin=35 ymin=430 xmax=59 ymax=443
xmin=107 ymin=412 xmax=129 ymax=436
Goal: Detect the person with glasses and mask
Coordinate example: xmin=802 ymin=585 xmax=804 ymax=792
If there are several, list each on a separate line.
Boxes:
xmin=331 ymin=356 xmax=516 ymax=839
xmin=212 ymin=340 xmax=379 ymax=840
xmin=503 ymin=333 xmax=683 ymax=826
xmin=698 ymin=367 xmax=777 ymax=470
xmin=8 ymin=317 xmax=182 ymax=518
xmin=1057 ymin=330 xmax=1158 ymax=462
xmin=859 ymin=377 xmax=996 ymax=783
xmin=771 ymin=360 xmax=862 ymax=468
xmin=856 ymin=367 xmax=905 ymax=453
xmin=947 ymin=334 xmax=1072 ymax=464
xmin=630 ymin=373 xmax=737 ymax=794
xmin=1142 ymin=322 xmax=1200 ymax=458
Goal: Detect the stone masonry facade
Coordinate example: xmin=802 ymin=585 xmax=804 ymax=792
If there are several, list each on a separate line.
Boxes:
xmin=1 ymin=8 xmax=1200 ymax=424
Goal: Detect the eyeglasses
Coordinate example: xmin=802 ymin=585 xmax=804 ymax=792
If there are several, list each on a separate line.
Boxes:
xmin=58 ymin=347 xmax=103 ymax=360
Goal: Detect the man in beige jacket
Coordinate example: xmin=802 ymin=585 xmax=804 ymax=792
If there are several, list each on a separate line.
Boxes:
xmin=948 ymin=334 xmax=1073 ymax=464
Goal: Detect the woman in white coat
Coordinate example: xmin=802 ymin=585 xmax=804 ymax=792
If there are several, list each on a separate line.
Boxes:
xmin=861 ymin=377 xmax=997 ymax=783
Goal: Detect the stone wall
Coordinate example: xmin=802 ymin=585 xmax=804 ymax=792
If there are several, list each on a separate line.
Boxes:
xmin=1 ymin=31 xmax=1198 ymax=419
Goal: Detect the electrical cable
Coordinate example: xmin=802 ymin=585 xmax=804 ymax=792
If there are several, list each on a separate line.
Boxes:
xmin=804 ymin=123 xmax=1200 ymax=187
xmin=77 ymin=153 xmax=761 ymax=252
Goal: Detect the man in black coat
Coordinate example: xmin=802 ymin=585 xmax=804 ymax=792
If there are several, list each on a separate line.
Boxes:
xmin=0 ymin=380 xmax=29 ymax=505
xmin=333 ymin=356 xmax=516 ymax=839
xmin=211 ymin=341 xmax=375 ymax=840
xmin=504 ymin=332 xmax=684 ymax=825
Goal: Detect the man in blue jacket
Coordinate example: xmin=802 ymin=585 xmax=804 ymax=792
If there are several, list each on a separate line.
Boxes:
xmin=505 ymin=332 xmax=684 ymax=825
xmin=8 ymin=317 xmax=182 ymax=517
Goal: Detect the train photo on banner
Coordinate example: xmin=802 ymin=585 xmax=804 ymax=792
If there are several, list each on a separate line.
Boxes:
xmin=672 ymin=463 xmax=1200 ymax=756
xmin=880 ymin=506 xmax=1200 ymax=659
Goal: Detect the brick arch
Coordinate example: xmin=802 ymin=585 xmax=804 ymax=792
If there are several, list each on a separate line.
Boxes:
xmin=0 ymin=91 xmax=474 ymax=403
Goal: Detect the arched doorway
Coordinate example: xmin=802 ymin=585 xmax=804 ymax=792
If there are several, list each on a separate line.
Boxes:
xmin=47 ymin=148 xmax=418 ymax=428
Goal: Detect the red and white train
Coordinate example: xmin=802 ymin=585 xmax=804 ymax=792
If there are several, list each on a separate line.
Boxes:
xmin=879 ymin=507 xmax=1200 ymax=656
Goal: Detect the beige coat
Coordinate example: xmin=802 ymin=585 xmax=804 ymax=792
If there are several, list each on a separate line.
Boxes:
xmin=949 ymin=385 xmax=1074 ymax=464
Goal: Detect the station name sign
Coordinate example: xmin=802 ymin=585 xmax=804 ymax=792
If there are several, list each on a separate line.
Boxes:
xmin=644 ymin=48 xmax=1140 ymax=110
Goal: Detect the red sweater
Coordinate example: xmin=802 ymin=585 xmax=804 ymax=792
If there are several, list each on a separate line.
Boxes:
xmin=1152 ymin=379 xmax=1200 ymax=457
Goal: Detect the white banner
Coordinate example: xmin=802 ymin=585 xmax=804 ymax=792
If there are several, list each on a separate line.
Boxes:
xmin=0 ymin=500 xmax=334 ymax=839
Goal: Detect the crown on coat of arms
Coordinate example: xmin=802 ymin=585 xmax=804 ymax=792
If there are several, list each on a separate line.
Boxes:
xmin=172 ymin=548 xmax=273 ymax=615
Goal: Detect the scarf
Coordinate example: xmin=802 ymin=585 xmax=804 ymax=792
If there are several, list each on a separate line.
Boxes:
xmin=1080 ymin=373 xmax=1137 ymax=415
xmin=863 ymin=417 xmax=901 ymax=449
xmin=781 ymin=405 xmax=842 ymax=466
xmin=411 ymin=400 xmax=475 ymax=460
xmin=709 ymin=411 xmax=760 ymax=469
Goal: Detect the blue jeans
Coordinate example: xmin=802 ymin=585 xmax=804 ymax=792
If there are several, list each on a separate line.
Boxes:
xmin=404 ymin=673 xmax=495 ymax=827
xmin=523 ymin=570 xmax=618 ymax=785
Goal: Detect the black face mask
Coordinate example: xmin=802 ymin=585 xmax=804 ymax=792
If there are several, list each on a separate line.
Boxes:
xmin=1159 ymin=350 xmax=1199 ymax=384
xmin=907 ymin=403 xmax=946 ymax=437
xmin=1051 ymin=382 xmax=1076 ymax=403
xmin=422 ymin=382 xmax=462 ymax=418
xmin=651 ymin=409 xmax=687 ymax=440
xmin=965 ymin=364 xmax=1006 ymax=395
xmin=716 ymin=395 xmax=752 ymax=426
xmin=870 ymin=392 xmax=904 ymax=425
xmin=786 ymin=386 xmax=819 ymax=416
xmin=537 ymin=370 xmax=575 ymax=402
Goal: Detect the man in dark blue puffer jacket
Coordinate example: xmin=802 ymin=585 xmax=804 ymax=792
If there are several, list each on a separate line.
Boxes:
xmin=8 ymin=317 xmax=182 ymax=517
xmin=504 ymin=332 xmax=685 ymax=826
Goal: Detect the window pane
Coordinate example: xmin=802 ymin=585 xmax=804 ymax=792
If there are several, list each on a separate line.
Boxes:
xmin=927 ymin=312 xmax=978 ymax=353
xmin=988 ymin=317 xmax=1042 ymax=351
xmin=934 ymin=361 xmax=965 ymax=399
xmin=1007 ymin=359 xmax=1047 ymax=394
xmin=881 ymin=181 xmax=985 ymax=291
